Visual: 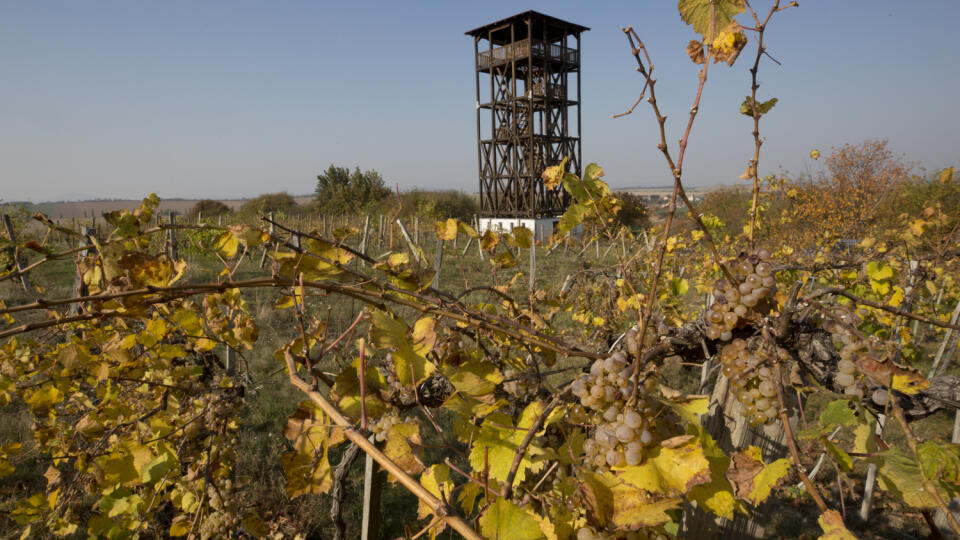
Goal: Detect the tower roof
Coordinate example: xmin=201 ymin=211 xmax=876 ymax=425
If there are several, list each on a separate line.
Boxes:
xmin=465 ymin=10 xmax=589 ymax=44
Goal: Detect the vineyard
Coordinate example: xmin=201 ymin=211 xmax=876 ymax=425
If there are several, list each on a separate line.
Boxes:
xmin=2 ymin=1 xmax=960 ymax=539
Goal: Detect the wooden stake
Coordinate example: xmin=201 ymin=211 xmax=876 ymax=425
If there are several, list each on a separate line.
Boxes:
xmin=396 ymin=219 xmax=421 ymax=265
xmin=432 ymin=239 xmax=444 ymax=290
xmin=361 ymin=436 xmax=384 ymax=540
xmin=528 ymin=241 xmax=536 ymax=293
xmin=167 ymin=213 xmax=178 ymax=260
xmin=859 ymin=414 xmax=887 ymax=520
xmin=929 ymin=300 xmax=960 ymax=378
xmin=474 ymin=215 xmax=484 ymax=261
xmin=359 ymin=215 xmax=370 ymax=265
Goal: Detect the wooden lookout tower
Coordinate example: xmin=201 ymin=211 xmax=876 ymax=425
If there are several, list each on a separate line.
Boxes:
xmin=466 ymin=11 xmax=588 ymax=234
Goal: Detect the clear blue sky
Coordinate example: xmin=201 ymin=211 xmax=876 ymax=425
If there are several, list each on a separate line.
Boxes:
xmin=2 ymin=1 xmax=958 ymax=202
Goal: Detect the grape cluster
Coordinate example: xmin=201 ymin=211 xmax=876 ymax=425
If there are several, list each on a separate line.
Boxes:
xmin=370 ymin=410 xmax=402 ymax=442
xmin=720 ymin=339 xmax=788 ymax=428
xmin=383 ymin=355 xmax=417 ymax=405
xmin=572 ymin=352 xmax=666 ymax=469
xmin=822 ymin=309 xmax=891 ymax=403
xmin=502 ymin=367 xmax=537 ymax=399
xmin=199 ymin=511 xmax=240 ymax=539
xmin=199 ymin=479 xmax=240 ymax=538
xmin=623 ymin=319 xmax=659 ymax=359
xmin=705 ymin=249 xmax=776 ymax=341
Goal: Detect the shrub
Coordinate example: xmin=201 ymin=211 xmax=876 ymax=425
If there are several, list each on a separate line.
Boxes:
xmin=397 ymin=189 xmax=478 ymax=221
xmin=888 ymin=167 xmax=960 ymax=230
xmin=696 ymin=186 xmax=752 ymax=238
xmin=240 ymin=192 xmax=298 ymax=216
xmin=315 ymin=165 xmax=392 ymax=216
xmin=189 ymin=199 xmax=232 ymax=218
xmin=612 ymin=192 xmax=650 ymax=230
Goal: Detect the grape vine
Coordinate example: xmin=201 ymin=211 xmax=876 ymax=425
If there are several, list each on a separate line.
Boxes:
xmin=2 ymin=1 xmax=960 ymax=539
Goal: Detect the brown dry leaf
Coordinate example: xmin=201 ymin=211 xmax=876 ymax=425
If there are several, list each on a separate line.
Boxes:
xmin=854 ymin=355 xmax=929 ymax=394
xmin=710 ymin=21 xmax=748 ymax=66
xmin=686 ymin=40 xmax=705 ymax=64
xmin=726 ymin=446 xmax=791 ymax=505
xmin=727 ymin=447 xmax=764 ymax=500
xmin=578 ymin=471 xmax=613 ymax=528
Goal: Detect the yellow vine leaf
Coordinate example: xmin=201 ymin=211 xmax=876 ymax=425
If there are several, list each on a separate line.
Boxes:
xmin=888 ymin=286 xmax=904 ymax=307
xmin=457 ymin=220 xmax=478 ymax=238
xmin=214 ymin=231 xmax=239 ymax=259
xmin=687 ymin=425 xmax=741 ymax=520
xmin=616 ymin=435 xmax=711 ymax=496
xmin=369 ymin=309 xmax=436 ymax=386
xmin=749 ymin=458 xmax=791 ymax=505
xmin=513 ymin=226 xmax=533 ymax=249
xmin=817 ymin=510 xmax=857 ymax=540
xmin=939 ymin=166 xmax=956 ymax=183
xmin=469 ymin=401 xmax=548 ymax=486
xmin=478 ymin=498 xmax=546 ymax=540
xmin=435 ymin=218 xmax=458 ymax=242
xmin=480 ymin=230 xmax=498 ymax=251
xmin=611 ymin=491 xmax=683 ymax=529
xmin=541 ymin=158 xmax=568 ymax=190
xmin=383 ymin=420 xmax=423 ymax=480
xmin=168 ymin=516 xmax=191 ymax=537
xmin=281 ymin=402 xmax=340 ymax=499
xmin=418 ymin=464 xmax=453 ymax=531
xmin=442 ymin=359 xmax=501 ymax=398
xmin=710 ymin=21 xmax=748 ymax=66
xmin=727 ymin=446 xmax=791 ymax=505
xmin=659 ymin=387 xmax=709 ymax=425
xmin=891 ymin=370 xmax=930 ymax=394
xmin=228 ymin=224 xmax=269 ymax=249
xmin=26 ymin=383 xmax=61 ymax=415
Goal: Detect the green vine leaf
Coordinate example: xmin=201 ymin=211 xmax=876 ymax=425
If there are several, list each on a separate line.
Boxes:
xmin=678 ymin=0 xmax=745 ymax=40
xmin=739 ymin=96 xmax=778 ymax=117
xmin=871 ymin=448 xmax=960 ymax=508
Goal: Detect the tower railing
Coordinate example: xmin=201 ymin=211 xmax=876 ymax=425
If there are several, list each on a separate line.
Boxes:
xmin=476 ymin=39 xmax=579 ymax=69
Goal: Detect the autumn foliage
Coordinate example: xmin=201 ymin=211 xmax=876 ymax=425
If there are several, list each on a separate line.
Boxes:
xmin=785 ymin=140 xmax=912 ymax=241
xmin=1 ymin=2 xmax=959 ymax=539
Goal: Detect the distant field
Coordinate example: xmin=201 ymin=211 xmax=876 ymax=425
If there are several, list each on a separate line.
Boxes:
xmin=17 ymin=196 xmax=315 ymax=221
xmin=10 ymin=186 xmax=720 ymax=222
xmin=613 ymin=185 xmax=718 ymax=197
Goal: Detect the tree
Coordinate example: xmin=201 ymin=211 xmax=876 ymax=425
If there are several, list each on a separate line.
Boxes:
xmin=240 ymin=192 xmax=298 ymax=216
xmin=397 ymin=189 xmax=478 ymax=221
xmin=612 ymin=191 xmax=650 ymax=230
xmin=696 ymin=186 xmax=752 ymax=238
xmin=190 ymin=199 xmax=232 ymax=218
xmin=785 ymin=139 xmax=912 ymax=240
xmin=315 ymin=165 xmax=391 ymax=215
